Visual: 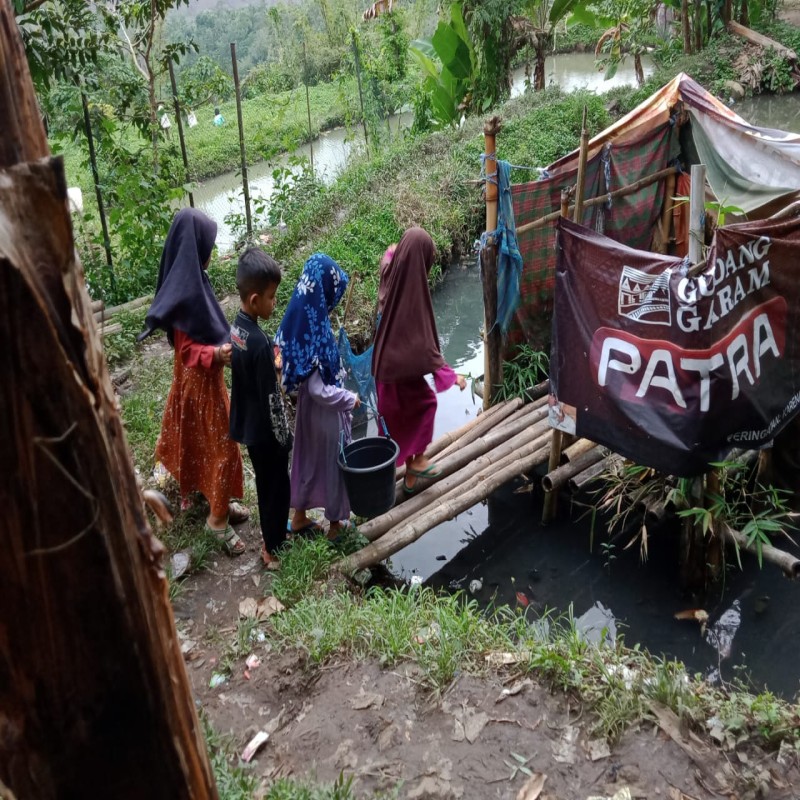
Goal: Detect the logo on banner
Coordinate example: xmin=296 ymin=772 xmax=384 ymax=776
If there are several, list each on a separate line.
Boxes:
xmin=618 ymin=266 xmax=671 ymax=326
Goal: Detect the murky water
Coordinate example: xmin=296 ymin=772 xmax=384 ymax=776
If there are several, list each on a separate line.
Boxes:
xmin=195 ymin=52 xmax=654 ymax=249
xmin=387 ymin=256 xmax=800 ymax=700
xmin=735 ymin=93 xmax=800 ymax=133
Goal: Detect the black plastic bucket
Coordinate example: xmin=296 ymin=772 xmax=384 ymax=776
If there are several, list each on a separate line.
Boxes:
xmin=338 ymin=436 xmax=399 ymax=518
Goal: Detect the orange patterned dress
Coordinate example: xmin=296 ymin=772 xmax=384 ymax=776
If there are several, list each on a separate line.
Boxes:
xmin=156 ymin=329 xmax=243 ymax=517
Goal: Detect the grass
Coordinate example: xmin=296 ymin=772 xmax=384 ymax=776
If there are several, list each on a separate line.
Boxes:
xmin=261 ymin=560 xmax=800 ymax=747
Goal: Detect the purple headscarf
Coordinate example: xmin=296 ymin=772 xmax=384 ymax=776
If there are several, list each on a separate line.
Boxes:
xmin=139 ymin=208 xmax=229 ymax=345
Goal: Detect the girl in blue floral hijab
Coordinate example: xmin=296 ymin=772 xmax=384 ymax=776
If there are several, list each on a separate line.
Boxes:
xmin=276 ymin=254 xmax=360 ymax=537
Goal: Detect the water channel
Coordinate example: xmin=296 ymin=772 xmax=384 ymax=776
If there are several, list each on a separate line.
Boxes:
xmin=194 ymin=52 xmax=655 ymax=249
xmin=200 ymin=54 xmax=800 ymax=697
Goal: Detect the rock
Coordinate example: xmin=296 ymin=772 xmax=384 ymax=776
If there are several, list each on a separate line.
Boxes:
xmin=724 ymin=80 xmax=746 ymax=101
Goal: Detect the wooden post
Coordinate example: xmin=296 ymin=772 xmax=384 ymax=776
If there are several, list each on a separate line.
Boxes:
xmin=482 ymin=116 xmax=503 ymax=410
xmin=542 ymin=185 xmax=575 ymax=524
xmin=167 ymin=59 xmax=194 ymax=208
xmin=0 ymin=0 xmax=218 ymax=794
xmin=656 ymin=170 xmax=677 ymax=254
xmin=351 ymin=30 xmax=369 ymax=155
xmin=230 ymin=41 xmax=252 ymax=239
xmin=303 ymin=40 xmax=314 ymax=179
xmin=81 ymin=91 xmax=115 ymax=290
xmin=688 ymin=164 xmax=706 ymax=265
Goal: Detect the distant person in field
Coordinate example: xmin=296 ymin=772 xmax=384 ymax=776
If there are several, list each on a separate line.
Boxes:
xmin=213 ymin=107 xmax=225 ymax=126
xmin=229 ymin=247 xmax=291 ymax=570
xmin=276 ymin=253 xmax=360 ymax=539
xmin=372 ymin=227 xmax=466 ymax=494
xmin=139 ymin=208 xmax=247 ymax=556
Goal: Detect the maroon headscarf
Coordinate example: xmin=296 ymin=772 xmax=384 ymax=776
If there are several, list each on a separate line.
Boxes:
xmin=372 ymin=227 xmax=445 ymax=383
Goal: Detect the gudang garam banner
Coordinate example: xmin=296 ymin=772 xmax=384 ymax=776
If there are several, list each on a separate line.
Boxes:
xmin=549 ymin=215 xmax=800 ymax=477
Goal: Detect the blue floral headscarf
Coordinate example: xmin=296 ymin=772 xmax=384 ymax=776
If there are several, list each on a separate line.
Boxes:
xmin=276 ymin=253 xmax=349 ymax=393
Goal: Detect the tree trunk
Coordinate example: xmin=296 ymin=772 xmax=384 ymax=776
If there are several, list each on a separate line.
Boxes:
xmin=534 ymin=41 xmax=546 ymax=91
xmin=634 ymin=53 xmax=644 ymax=86
xmin=693 ymin=0 xmax=703 ymax=51
xmin=723 ymin=0 xmax=732 ymax=24
xmin=682 ymin=0 xmax=692 ymax=53
xmin=739 ymin=0 xmax=749 ymax=26
xmin=0 ymin=1 xmax=217 ymax=796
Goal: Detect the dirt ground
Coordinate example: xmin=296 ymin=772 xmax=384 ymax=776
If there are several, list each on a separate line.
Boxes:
xmin=781 ymin=0 xmax=800 ymax=27
xmin=171 ymin=523 xmax=800 ymax=800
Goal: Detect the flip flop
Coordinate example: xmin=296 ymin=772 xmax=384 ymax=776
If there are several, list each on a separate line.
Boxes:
xmin=327 ymin=520 xmax=356 ymax=542
xmin=407 ymin=463 xmax=441 ymax=479
xmin=402 ymin=477 xmax=419 ymax=495
xmin=205 ymin=523 xmax=246 ymax=556
xmin=228 ymin=502 xmax=250 ymax=525
xmin=286 ymin=520 xmax=325 ymax=536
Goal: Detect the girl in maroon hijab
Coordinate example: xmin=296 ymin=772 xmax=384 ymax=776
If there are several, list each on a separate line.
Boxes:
xmin=372 ymin=227 xmax=466 ymax=493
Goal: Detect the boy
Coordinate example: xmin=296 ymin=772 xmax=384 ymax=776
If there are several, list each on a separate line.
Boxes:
xmin=230 ymin=247 xmax=291 ymax=569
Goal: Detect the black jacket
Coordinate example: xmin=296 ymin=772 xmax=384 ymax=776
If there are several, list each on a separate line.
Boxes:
xmin=230 ymin=310 xmax=285 ymax=447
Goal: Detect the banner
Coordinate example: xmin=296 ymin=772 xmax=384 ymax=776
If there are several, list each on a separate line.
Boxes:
xmin=549 ymin=215 xmax=800 ymax=476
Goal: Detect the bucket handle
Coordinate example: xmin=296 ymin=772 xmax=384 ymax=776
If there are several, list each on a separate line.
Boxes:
xmin=361 ymin=401 xmax=390 ymax=438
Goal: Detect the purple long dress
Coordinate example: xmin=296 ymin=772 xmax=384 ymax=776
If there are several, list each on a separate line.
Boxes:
xmin=377 ymin=365 xmax=457 ymax=465
xmin=291 ymin=369 xmax=356 ymax=521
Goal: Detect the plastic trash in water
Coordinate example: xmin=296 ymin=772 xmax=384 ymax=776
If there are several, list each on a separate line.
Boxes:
xmin=575 ymin=601 xmax=617 ymax=646
xmin=409 ymin=575 xmax=423 ymax=589
xmin=468 ymin=579 xmax=483 ymax=594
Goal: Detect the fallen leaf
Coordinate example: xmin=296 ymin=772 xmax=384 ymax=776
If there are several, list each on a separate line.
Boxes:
xmin=516 ymin=772 xmax=546 ymax=800
xmin=485 ymin=650 xmax=531 ymax=667
xmin=497 ymin=677 xmax=533 ymax=702
xmin=552 ymin=724 xmax=578 ymax=764
xmin=257 ymin=595 xmax=285 ymax=617
xmin=241 ymin=730 xmax=269 ymax=762
xmin=586 ymin=738 xmax=611 ymax=761
xmin=239 ymin=597 xmax=258 ymax=619
xmin=516 ymin=591 xmax=530 ymax=608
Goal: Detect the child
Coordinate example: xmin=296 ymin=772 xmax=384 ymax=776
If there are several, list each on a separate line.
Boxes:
xmin=276 ymin=253 xmax=360 ymax=538
xmin=140 ymin=208 xmax=246 ymax=555
xmin=229 ymin=247 xmax=291 ymax=569
xmin=372 ymin=227 xmax=466 ymax=494
xmin=213 ymin=107 xmax=225 ymax=126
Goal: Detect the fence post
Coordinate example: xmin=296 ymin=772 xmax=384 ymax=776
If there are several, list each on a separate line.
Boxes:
xmin=167 ymin=59 xmax=194 ymax=208
xmin=230 ymin=41 xmax=252 ymax=239
xmin=351 ymin=30 xmax=369 ymax=155
xmin=81 ymin=91 xmax=115 ymax=292
xmin=303 ymin=40 xmax=314 ymax=179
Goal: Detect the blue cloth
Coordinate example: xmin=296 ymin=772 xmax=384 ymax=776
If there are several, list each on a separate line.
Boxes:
xmin=276 ymin=253 xmax=349 ymax=393
xmin=495 ymin=159 xmax=524 ymax=333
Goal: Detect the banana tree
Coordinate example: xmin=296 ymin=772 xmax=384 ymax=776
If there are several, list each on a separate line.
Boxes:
xmin=409 ymin=1 xmax=477 ymax=128
xmin=516 ymin=0 xmax=582 ymax=91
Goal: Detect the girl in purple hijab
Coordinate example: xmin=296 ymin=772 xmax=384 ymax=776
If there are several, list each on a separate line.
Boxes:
xmin=372 ymin=228 xmax=466 ymax=493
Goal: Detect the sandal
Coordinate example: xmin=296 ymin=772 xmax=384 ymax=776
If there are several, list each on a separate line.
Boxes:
xmin=287 ymin=520 xmax=325 ymax=536
xmin=407 ymin=463 xmax=441 ymax=479
xmin=205 ymin=523 xmax=246 ymax=556
xmin=228 ymin=502 xmax=250 ymax=525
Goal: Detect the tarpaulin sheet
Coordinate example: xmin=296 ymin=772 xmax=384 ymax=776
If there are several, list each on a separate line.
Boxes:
xmin=509 ymin=121 xmax=675 ymax=349
xmin=549 ymin=215 xmax=800 ymax=476
xmin=508 ymin=74 xmax=800 ymax=353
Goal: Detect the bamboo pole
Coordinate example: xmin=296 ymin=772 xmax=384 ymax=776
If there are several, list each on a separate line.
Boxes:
xmin=230 ymin=42 xmax=252 ymax=239
xmin=563 ymin=437 xmax=596 ymax=462
xmin=395 ymin=399 xmax=519 ymax=482
xmin=363 ymin=423 xmax=552 ymax=542
xmin=655 ymin=170 xmax=676 ymax=254
xmin=168 ymin=59 xmax=194 ymax=208
xmin=0 ymin=1 xmax=217 ymax=792
xmin=81 ymin=91 xmax=114 ymax=289
xmin=569 ymin=453 xmax=624 ymax=491
xmin=482 ymin=116 xmax=503 ymax=409
xmin=436 ymin=394 xmax=543 ymax=462
xmin=573 ymin=105 xmax=589 ymax=224
xmin=393 ymin=404 xmax=552 ymax=506
xmin=721 ymin=524 xmax=800 ymax=579
xmin=516 ymin=167 xmax=678 ymax=236
xmin=542 ymin=445 xmax=605 ymax=493
xmin=340 ymin=441 xmax=552 ymax=571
